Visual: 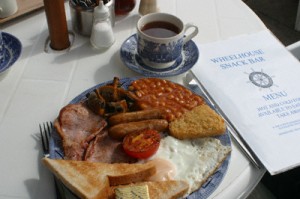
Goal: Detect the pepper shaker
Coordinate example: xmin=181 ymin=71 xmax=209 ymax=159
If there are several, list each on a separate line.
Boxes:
xmin=43 ymin=0 xmax=70 ymax=50
xmin=90 ymin=0 xmax=115 ymax=49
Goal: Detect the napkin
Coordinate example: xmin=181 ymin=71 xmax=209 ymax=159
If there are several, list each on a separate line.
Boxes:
xmin=192 ymin=30 xmax=300 ymax=175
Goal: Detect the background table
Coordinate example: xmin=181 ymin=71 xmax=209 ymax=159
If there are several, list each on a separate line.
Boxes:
xmin=0 ymin=0 xmax=267 ymax=198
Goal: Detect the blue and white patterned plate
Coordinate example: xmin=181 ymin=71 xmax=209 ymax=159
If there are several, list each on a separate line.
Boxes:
xmin=0 ymin=32 xmax=22 ymax=75
xmin=120 ymin=34 xmax=199 ymax=77
xmin=50 ymin=77 xmax=231 ymax=199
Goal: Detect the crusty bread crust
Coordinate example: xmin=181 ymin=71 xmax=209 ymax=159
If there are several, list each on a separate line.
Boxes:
xmin=42 ymin=158 xmax=156 ymax=199
xmin=108 ymin=163 xmax=156 ymax=186
xmin=169 ymin=104 xmax=226 ymax=139
xmin=108 ymin=180 xmax=189 ymax=199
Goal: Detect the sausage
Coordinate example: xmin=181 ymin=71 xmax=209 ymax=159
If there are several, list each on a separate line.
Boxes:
xmin=108 ymin=119 xmax=168 ymax=140
xmin=108 ymin=109 xmax=163 ymax=126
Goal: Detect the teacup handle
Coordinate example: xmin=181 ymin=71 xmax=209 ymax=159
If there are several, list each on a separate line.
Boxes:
xmin=183 ymin=23 xmax=198 ymax=44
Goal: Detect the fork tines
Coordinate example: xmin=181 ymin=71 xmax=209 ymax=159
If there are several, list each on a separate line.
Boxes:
xmin=40 ymin=122 xmax=53 ymax=156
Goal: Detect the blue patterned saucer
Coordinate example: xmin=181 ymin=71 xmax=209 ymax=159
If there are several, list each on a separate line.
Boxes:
xmin=120 ymin=34 xmax=199 ymax=77
xmin=0 ymin=32 xmax=22 ymax=75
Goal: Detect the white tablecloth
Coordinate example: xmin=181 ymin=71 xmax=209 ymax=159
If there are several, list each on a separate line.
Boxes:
xmin=0 ymin=0 xmax=267 ymax=198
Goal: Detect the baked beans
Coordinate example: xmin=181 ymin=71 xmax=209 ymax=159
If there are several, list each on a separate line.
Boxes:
xmin=129 ymin=78 xmax=204 ymax=121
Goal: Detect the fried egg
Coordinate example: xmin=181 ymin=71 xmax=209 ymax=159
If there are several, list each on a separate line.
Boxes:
xmin=145 ymin=136 xmax=231 ymax=194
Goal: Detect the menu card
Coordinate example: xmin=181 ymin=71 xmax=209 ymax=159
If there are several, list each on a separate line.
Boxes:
xmin=192 ymin=30 xmax=300 ymax=175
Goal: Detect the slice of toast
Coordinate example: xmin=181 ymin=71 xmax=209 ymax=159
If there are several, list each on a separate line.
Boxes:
xmin=169 ymin=104 xmax=226 ymax=139
xmin=108 ymin=180 xmax=189 ymax=199
xmin=42 ymin=158 xmax=156 ymax=199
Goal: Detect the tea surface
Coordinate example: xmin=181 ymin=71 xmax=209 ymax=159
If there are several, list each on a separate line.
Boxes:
xmin=141 ymin=21 xmax=180 ymax=38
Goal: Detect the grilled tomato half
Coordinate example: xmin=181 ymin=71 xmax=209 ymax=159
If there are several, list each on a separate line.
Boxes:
xmin=123 ymin=129 xmax=160 ymax=159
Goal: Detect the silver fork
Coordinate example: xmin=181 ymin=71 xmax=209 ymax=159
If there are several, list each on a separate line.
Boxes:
xmin=39 ymin=122 xmax=53 ymax=158
xmin=39 ymin=122 xmax=65 ymax=199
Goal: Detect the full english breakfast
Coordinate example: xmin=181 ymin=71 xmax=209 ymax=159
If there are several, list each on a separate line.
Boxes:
xmin=44 ymin=77 xmax=231 ymax=199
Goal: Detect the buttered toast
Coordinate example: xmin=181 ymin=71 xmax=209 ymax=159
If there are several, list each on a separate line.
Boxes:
xmin=108 ymin=180 xmax=189 ymax=199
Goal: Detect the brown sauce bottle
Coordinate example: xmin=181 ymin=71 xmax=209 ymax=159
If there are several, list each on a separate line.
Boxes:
xmin=114 ymin=0 xmax=136 ymax=15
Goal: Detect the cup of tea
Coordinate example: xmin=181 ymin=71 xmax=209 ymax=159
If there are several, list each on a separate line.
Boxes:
xmin=0 ymin=0 xmax=18 ymax=18
xmin=136 ymin=12 xmax=198 ymax=69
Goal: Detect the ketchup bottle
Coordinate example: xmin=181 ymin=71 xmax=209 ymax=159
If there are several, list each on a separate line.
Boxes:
xmin=114 ymin=0 xmax=136 ymax=15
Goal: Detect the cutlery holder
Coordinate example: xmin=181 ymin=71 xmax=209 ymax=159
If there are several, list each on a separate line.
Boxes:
xmin=69 ymin=0 xmax=115 ymax=37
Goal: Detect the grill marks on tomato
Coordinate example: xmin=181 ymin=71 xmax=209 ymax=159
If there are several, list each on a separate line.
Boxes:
xmin=123 ymin=129 xmax=161 ymax=159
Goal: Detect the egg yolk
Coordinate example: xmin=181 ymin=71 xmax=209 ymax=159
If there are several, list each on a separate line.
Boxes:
xmin=146 ymin=158 xmax=177 ymax=181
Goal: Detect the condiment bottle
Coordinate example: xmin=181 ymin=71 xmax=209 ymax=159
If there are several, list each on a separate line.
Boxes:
xmin=114 ymin=0 xmax=136 ymax=15
xmin=90 ymin=0 xmax=115 ymax=49
xmin=139 ymin=0 xmax=158 ymax=16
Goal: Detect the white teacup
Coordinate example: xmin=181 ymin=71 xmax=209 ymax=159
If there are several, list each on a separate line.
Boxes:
xmin=0 ymin=0 xmax=18 ymax=18
xmin=136 ymin=13 xmax=198 ymax=69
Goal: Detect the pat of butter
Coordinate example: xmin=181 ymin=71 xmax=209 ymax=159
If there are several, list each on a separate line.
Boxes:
xmin=115 ymin=185 xmax=150 ymax=199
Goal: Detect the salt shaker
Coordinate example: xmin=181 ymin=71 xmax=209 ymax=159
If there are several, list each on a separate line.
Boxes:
xmin=90 ymin=0 xmax=115 ymax=49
